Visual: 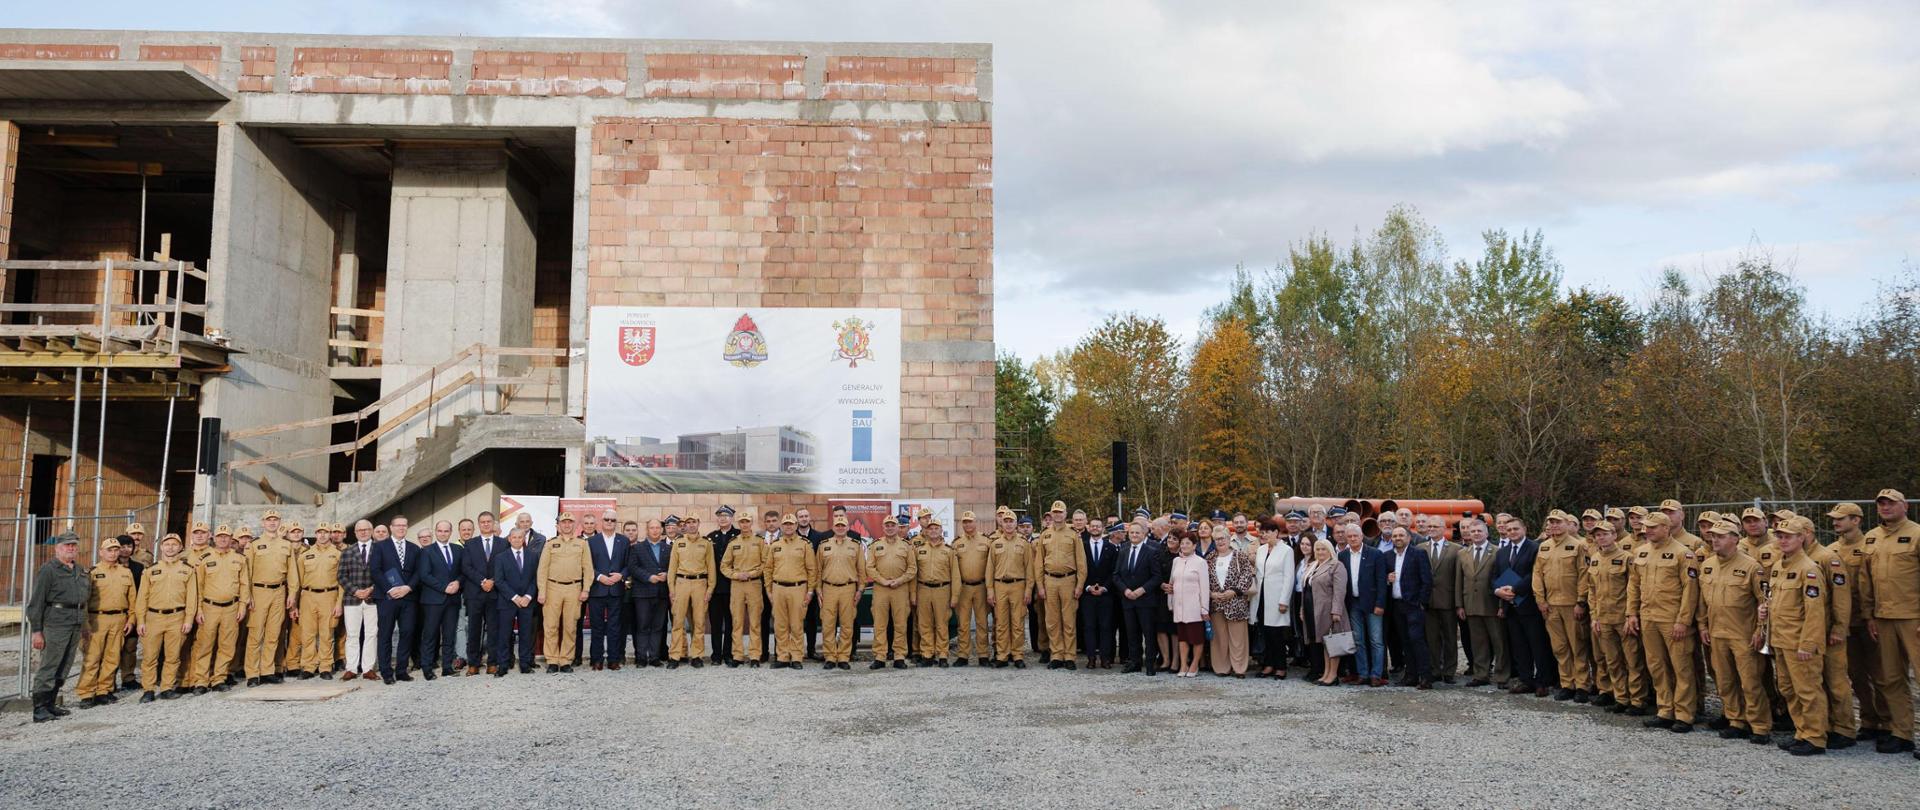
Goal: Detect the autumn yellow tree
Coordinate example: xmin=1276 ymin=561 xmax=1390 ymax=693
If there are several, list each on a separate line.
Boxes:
xmin=1184 ymin=317 xmax=1267 ymax=514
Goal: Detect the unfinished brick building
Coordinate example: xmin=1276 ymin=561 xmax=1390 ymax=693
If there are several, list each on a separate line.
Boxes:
xmin=0 ymin=30 xmax=993 ymax=561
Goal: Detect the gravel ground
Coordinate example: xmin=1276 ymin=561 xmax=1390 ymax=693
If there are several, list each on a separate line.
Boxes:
xmin=3 ymin=663 xmax=1917 ymax=809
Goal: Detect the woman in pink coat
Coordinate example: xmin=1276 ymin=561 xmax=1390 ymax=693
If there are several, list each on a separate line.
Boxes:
xmin=1167 ymin=534 xmax=1210 ymax=678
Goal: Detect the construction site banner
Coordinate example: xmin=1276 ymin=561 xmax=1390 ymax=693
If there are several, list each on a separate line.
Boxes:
xmin=585 ymin=306 xmax=902 ymax=494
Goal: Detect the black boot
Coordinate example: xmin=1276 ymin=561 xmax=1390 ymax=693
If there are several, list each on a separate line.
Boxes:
xmin=32 ymin=692 xmax=56 ymax=723
xmin=47 ymin=695 xmax=71 ymax=717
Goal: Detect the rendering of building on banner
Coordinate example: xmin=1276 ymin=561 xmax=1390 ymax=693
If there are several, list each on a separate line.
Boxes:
xmin=585 ymin=307 xmax=901 ymax=494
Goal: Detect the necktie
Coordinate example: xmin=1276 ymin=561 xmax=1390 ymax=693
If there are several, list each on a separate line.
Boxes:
xmin=443 ymin=544 xmax=451 ymax=567
xmin=1092 ymin=543 xmax=1100 ymax=566
xmin=362 ymin=544 xmax=369 ymax=564
xmin=397 ymin=540 xmax=406 ymax=565
xmin=1129 ymin=545 xmax=1139 ymax=572
xmin=515 ymin=550 xmax=523 ymax=569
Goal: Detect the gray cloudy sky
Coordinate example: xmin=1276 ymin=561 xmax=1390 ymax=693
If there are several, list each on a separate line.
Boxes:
xmin=22 ymin=1 xmax=1920 ymax=359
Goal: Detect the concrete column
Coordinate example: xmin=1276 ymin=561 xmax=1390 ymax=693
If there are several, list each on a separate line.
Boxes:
xmin=379 ymin=147 xmax=536 ymax=455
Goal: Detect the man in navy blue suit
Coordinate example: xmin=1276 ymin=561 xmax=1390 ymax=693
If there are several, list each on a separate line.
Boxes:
xmin=1494 ymin=515 xmax=1553 ymax=696
xmin=584 ymin=510 xmax=630 ymax=670
xmin=1385 ymin=526 xmax=1435 ymax=689
xmin=626 ymin=519 xmax=673 ymax=667
xmin=461 ymin=511 xmax=507 ymax=675
xmin=1337 ymin=523 xmax=1391 ymax=686
xmin=492 ymin=526 xmax=540 ymax=675
xmin=416 ymin=521 xmax=465 ymax=679
xmin=371 ymin=515 xmax=421 ymax=685
xmin=1114 ymin=521 xmax=1166 ymax=674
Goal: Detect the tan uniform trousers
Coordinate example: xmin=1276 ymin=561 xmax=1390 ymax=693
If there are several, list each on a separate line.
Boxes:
xmin=819 ymin=583 xmax=858 ymax=663
xmin=1873 ymin=618 xmax=1920 ymax=741
xmin=1643 ymin=627 xmax=1697 ymax=723
xmin=1848 ymin=630 xmax=1889 ymax=734
xmin=1592 ymin=623 xmax=1630 ymax=703
xmin=1777 ymin=649 xmax=1830 ymax=745
xmin=76 ymin=612 xmax=129 ymax=699
xmin=729 ymin=579 xmax=764 ymax=662
xmin=299 ymin=588 xmax=341 ymax=673
xmin=669 ymin=577 xmax=711 ymax=660
xmin=243 ymin=584 xmax=288 ymax=678
xmin=1619 ymin=626 xmax=1650 ymax=707
xmin=1708 ymin=637 xmax=1772 ymax=734
xmin=1823 ymin=638 xmax=1857 ymax=737
xmin=190 ymin=602 xmax=241 ymax=688
xmin=119 ymin=622 xmax=139 ymax=687
xmin=771 ymin=584 xmax=808 ymax=663
xmin=915 ymin=583 xmax=953 ymax=661
xmin=993 ymin=581 xmax=1029 ymax=662
xmin=956 ymin=582 xmax=990 ymax=659
xmin=871 ymin=585 xmax=911 ymax=661
xmin=1545 ymin=606 xmax=1590 ymax=690
xmin=140 ymin=610 xmax=189 ymax=692
xmin=1042 ymin=574 xmax=1080 ymax=659
xmin=542 ymin=591 xmax=583 ymax=663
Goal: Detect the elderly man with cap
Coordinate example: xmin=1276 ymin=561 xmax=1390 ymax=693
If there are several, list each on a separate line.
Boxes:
xmin=135 ymin=532 xmax=196 ymax=702
xmin=1034 ymin=500 xmax=1090 ymax=670
xmin=1767 ymin=515 xmax=1832 ymax=755
xmin=1696 ymin=519 xmax=1771 ymax=743
xmin=535 ymin=513 xmax=591 ymax=673
xmin=717 ymin=512 xmax=766 ymax=667
xmin=1534 ymin=510 xmax=1592 ymax=702
xmin=72 ymin=536 xmax=135 ymax=709
xmin=1828 ymin=501 xmax=1889 ymax=743
xmin=987 ymin=507 xmax=1035 ymax=668
xmin=26 ymin=532 xmax=92 ymax=721
xmin=951 ymin=510 xmax=994 ymax=666
xmin=189 ymin=525 xmax=250 ymax=693
xmin=291 ymin=523 xmax=343 ymax=680
xmin=1625 ymin=511 xmax=1700 ymax=733
xmin=1860 ymin=489 xmax=1920 ymax=754
xmin=865 ymin=513 xmax=916 ymax=669
xmin=705 ymin=505 xmax=742 ymax=665
xmin=912 ymin=516 xmax=961 ymax=667
xmin=763 ymin=514 xmax=818 ymax=668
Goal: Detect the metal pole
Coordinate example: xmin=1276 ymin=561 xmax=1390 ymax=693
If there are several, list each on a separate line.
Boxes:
xmin=156 ymin=392 xmax=177 ymax=535
xmin=8 ymin=401 xmax=29 ymax=605
xmin=171 ymin=260 xmax=184 ymax=355
xmin=137 ymin=170 xmax=148 ymax=324
xmin=92 ymin=340 xmax=110 ymax=559
xmin=65 ymin=371 xmax=81 ymax=529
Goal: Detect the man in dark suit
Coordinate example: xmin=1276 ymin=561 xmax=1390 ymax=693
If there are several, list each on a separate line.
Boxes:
xmin=1385 ymin=527 xmax=1435 ymax=688
xmin=416 ymin=521 xmax=464 ymax=678
xmin=705 ymin=505 xmax=741 ymax=665
xmin=1080 ymin=524 xmax=1124 ymax=668
xmin=1422 ymin=515 xmax=1464 ymax=683
xmin=1337 ymin=523 xmax=1391 ymax=686
xmin=584 ymin=510 xmax=629 ymax=670
xmin=1115 ymin=522 xmax=1165 ymax=674
xmin=371 ymin=516 xmax=422 ymax=685
xmin=461 ymin=511 xmax=507 ymax=675
xmin=1494 ymin=516 xmax=1553 ymax=696
xmin=626 ymin=519 xmax=672 ymax=666
xmin=491 ymin=527 xmax=540 ymax=675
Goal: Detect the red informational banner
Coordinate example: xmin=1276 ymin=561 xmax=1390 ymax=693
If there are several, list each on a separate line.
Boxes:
xmin=830 ymin=499 xmax=892 ymax=539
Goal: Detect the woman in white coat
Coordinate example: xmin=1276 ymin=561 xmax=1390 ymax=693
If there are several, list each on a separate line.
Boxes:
xmin=1250 ymin=517 xmax=1298 ymax=679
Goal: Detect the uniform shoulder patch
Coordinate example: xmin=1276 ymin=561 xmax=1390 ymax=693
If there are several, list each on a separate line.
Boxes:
xmin=1786 ymin=572 xmax=1798 ymax=579
xmin=1637 ymin=551 xmax=1649 ymax=558
xmin=1806 ymin=585 xmax=1820 ymax=598
xmin=1687 ymin=568 xmax=1698 ymax=578
xmin=1833 ymin=573 xmax=1847 ymax=586
xmin=1661 ymin=552 xmax=1675 ymax=560
xmin=1703 ymin=567 xmax=1713 ymax=575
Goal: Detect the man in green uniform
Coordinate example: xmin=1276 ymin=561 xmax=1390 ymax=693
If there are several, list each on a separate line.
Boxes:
xmin=27 ymin=532 xmax=91 ymax=722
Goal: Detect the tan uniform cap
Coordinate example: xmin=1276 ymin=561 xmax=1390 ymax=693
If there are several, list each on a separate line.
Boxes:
xmin=191 ymin=521 xmax=210 ymax=533
xmin=237 ymin=526 xmax=255 ymax=539
xmin=1580 ymin=509 xmax=1601 ymax=520
xmin=1877 ymin=488 xmax=1906 ymax=502
xmin=102 ymin=538 xmax=122 ymax=550
xmin=1658 ymin=499 xmax=1684 ymax=512
xmin=1773 ymin=515 xmax=1815 ymax=536
xmin=1627 ymin=506 xmax=1650 ymax=517
xmin=262 ymin=508 xmax=281 ymax=519
xmin=781 ymin=514 xmax=797 ymax=525
xmin=1049 ymin=500 xmax=1067 ymax=513
xmin=126 ymin=523 xmax=146 ymax=535
xmin=1708 ymin=520 xmax=1740 ymax=536
xmin=960 ymin=510 xmax=977 ymax=522
xmin=1740 ymin=507 xmax=1766 ymax=520
xmin=1591 ymin=520 xmax=1616 ymax=534
xmin=1827 ymin=502 xmax=1863 ymax=518
xmin=1642 ymin=512 xmax=1672 ymax=529
xmin=214 ymin=524 xmax=233 ymax=536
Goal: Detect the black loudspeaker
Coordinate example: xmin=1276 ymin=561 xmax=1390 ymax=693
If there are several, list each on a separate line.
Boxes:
xmin=197 ymin=417 xmax=222 ymax=475
xmin=1111 ymin=441 xmax=1128 ymax=493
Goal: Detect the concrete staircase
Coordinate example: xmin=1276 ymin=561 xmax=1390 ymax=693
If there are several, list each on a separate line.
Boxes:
xmin=247 ymin=412 xmax=581 ymax=528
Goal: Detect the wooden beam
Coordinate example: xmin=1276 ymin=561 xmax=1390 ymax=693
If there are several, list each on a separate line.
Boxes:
xmin=31 ymin=158 xmax=164 ymax=176
xmin=328 ymin=306 xmax=385 ymax=318
xmin=0 ymin=259 xmax=178 ymax=271
xmin=0 ymin=352 xmax=181 ymax=368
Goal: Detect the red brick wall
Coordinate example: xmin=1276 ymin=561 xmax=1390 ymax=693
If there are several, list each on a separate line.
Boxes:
xmin=586 ymin=117 xmax=994 ymax=519
xmin=138 ymin=44 xmax=219 ymax=77
xmin=824 ymin=56 xmax=980 ymax=102
xmin=238 ymin=46 xmax=276 ymax=93
xmin=0 ymin=43 xmax=118 ymax=60
xmin=642 ymin=53 xmax=806 ymax=100
xmin=470 ymin=50 xmax=626 ymax=97
xmin=290 ymin=47 xmax=453 ymax=95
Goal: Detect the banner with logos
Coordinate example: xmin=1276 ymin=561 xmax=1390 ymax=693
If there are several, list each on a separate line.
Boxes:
xmin=585 ymin=306 xmax=902 ymax=494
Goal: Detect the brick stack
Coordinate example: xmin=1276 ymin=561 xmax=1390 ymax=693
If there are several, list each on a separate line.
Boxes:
xmin=290 ymin=47 xmax=453 ymax=95
xmin=642 ymin=53 xmax=807 ymax=100
xmin=470 ymin=50 xmax=627 ymax=97
xmin=137 ymin=44 xmax=219 ymax=77
xmin=824 ymin=56 xmax=981 ymax=101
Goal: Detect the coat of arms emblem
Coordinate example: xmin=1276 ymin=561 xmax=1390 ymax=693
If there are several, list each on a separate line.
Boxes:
xmin=723 ymin=314 xmax=769 ymax=367
xmin=832 ymin=317 xmax=875 ymax=367
xmin=619 ymin=326 xmax=656 ymax=366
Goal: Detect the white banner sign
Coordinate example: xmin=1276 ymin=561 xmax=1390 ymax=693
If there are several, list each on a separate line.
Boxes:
xmin=585 ymin=306 xmax=902 ymax=494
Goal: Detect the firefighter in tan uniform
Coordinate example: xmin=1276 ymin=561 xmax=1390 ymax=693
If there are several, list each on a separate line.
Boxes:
xmin=296 ymin=529 xmax=343 ymax=679
xmin=865 ymin=514 xmax=916 ymax=669
xmin=1766 ymin=516 xmax=1830 ymax=755
xmin=75 ymin=538 xmax=137 ymax=708
xmin=765 ymin=515 xmax=818 ymax=668
xmin=1860 ymin=489 xmax=1920 ymax=755
xmin=241 ymin=521 xmax=300 ymax=686
xmin=952 ymin=511 xmax=994 ymax=666
xmin=536 ymin=513 xmax=591 ymax=673
xmin=1798 ymin=517 xmax=1857 ymax=749
xmin=719 ymin=514 xmax=767 ymax=668
xmin=1625 ymin=512 xmax=1700 ymax=732
xmin=988 ymin=507 xmax=1034 ymax=668
xmin=667 ymin=519 xmax=717 ymax=667
xmin=275 ymin=523 xmax=310 ymax=675
xmin=1034 ymin=500 xmax=1089 ymax=669
xmin=1828 ymin=501 xmax=1889 ymax=743
xmin=189 ymin=526 xmax=250 ymax=692
xmin=815 ymin=516 xmax=865 ymax=670
xmin=1534 ymin=510 xmax=1592 ymax=701
xmin=1696 ymin=520 xmax=1771 ymax=743
xmin=1582 ymin=521 xmax=1640 ymax=712
xmin=914 ymin=519 xmax=961 ymax=666
xmin=135 ymin=533 xmax=196 ymax=701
